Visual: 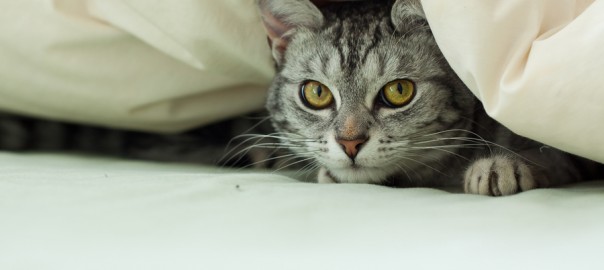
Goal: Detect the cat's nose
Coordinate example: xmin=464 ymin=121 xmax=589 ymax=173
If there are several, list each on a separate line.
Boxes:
xmin=337 ymin=138 xmax=367 ymax=159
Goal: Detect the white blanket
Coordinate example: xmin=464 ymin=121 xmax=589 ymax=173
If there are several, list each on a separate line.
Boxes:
xmin=1 ymin=152 xmax=603 ymax=270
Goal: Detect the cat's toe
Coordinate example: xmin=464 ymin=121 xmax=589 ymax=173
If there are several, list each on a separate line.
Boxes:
xmin=463 ymin=156 xmax=537 ymax=196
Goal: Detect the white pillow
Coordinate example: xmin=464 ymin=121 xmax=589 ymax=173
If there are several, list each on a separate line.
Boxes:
xmin=0 ymin=0 xmax=274 ymax=133
xmin=422 ymin=0 xmax=604 ymax=163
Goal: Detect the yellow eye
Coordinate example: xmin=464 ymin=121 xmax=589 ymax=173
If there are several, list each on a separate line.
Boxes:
xmin=380 ymin=79 xmax=415 ymax=108
xmin=300 ymin=81 xmax=334 ymax=110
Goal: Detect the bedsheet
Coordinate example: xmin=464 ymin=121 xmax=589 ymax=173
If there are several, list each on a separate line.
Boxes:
xmin=1 ymin=152 xmax=603 ymax=270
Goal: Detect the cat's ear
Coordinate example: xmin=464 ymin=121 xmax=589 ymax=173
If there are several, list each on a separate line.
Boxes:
xmin=257 ymin=0 xmax=324 ymax=64
xmin=391 ymin=0 xmax=427 ymax=32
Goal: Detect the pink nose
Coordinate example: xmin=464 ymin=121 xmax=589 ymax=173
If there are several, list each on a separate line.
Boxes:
xmin=337 ymin=138 xmax=367 ymax=159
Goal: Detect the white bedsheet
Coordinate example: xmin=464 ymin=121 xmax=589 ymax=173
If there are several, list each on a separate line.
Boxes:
xmin=1 ymin=152 xmax=603 ymax=270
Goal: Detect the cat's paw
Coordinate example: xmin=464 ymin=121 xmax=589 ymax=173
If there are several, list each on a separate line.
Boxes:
xmin=464 ymin=156 xmax=538 ymax=196
xmin=318 ymin=167 xmax=338 ymax=184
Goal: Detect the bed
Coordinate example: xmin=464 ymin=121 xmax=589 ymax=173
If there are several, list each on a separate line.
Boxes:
xmin=1 ymin=152 xmax=603 ymax=269
xmin=2 ymin=1 xmax=604 ymax=269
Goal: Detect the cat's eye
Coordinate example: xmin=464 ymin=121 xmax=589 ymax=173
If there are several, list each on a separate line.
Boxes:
xmin=380 ymin=79 xmax=416 ymax=108
xmin=300 ymin=81 xmax=334 ymax=110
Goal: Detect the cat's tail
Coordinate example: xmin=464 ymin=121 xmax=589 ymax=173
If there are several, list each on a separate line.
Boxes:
xmin=0 ymin=112 xmax=233 ymax=165
xmin=0 ymin=112 xmax=131 ymax=154
xmin=0 ymin=112 xmax=276 ymax=167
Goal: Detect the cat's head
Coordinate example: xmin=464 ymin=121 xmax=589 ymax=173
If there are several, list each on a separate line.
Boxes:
xmin=258 ymin=0 xmax=476 ymax=184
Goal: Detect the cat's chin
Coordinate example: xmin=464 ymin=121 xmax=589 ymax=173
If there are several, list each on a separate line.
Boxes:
xmin=327 ymin=166 xmax=393 ymax=184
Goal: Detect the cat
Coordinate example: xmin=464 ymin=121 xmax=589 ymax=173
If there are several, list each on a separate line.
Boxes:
xmin=0 ymin=111 xmax=274 ymax=167
xmin=0 ymin=0 xmax=599 ymax=196
xmin=256 ymin=0 xmax=602 ymax=195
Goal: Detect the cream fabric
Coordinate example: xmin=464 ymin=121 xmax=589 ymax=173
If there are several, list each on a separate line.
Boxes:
xmin=421 ymin=0 xmax=604 ymax=163
xmin=1 ymin=152 xmax=604 ymax=269
xmin=0 ymin=0 xmax=273 ymax=133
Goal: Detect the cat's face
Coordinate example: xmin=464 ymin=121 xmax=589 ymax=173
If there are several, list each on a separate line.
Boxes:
xmin=259 ymin=0 xmax=475 ymax=184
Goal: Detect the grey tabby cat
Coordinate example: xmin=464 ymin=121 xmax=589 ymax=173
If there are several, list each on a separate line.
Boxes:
xmin=257 ymin=0 xmax=601 ymax=195
xmin=0 ymin=112 xmax=271 ymax=167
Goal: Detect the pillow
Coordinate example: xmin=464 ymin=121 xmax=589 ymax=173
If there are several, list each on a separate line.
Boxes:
xmin=422 ymin=0 xmax=604 ymax=163
xmin=0 ymin=0 xmax=274 ymax=133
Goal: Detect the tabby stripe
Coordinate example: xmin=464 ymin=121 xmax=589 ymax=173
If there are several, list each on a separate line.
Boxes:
xmin=326 ymin=170 xmax=340 ymax=184
xmin=377 ymin=53 xmax=386 ymax=77
xmin=331 ymin=22 xmax=346 ymax=68
xmin=427 ymin=75 xmax=471 ymax=114
xmin=360 ymin=23 xmax=381 ymax=65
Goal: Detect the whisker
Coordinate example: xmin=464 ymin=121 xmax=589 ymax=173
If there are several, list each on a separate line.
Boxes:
xmin=294 ymin=161 xmax=321 ymax=178
xmin=417 ymin=129 xmax=494 ymax=154
xmin=406 ymin=146 xmax=470 ymax=162
xmin=416 ymin=135 xmax=542 ymax=167
xmin=223 ymin=143 xmax=316 ymax=168
xmin=238 ymin=151 xmax=319 ymax=170
xmin=395 ymin=155 xmax=450 ymax=178
xmin=297 ymin=159 xmax=319 ymax=173
xmin=407 ymin=143 xmax=488 ymax=149
xmin=392 ymin=162 xmax=414 ymax=182
xmin=220 ymin=135 xmax=273 ymax=165
xmin=223 ymin=117 xmax=272 ymax=152
xmin=272 ymin=156 xmax=316 ymax=173
xmin=232 ymin=133 xmax=316 ymax=142
xmin=220 ymin=131 xmax=315 ymax=164
xmin=241 ymin=115 xmax=272 ymax=121
xmin=225 ymin=132 xmax=315 ymax=154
